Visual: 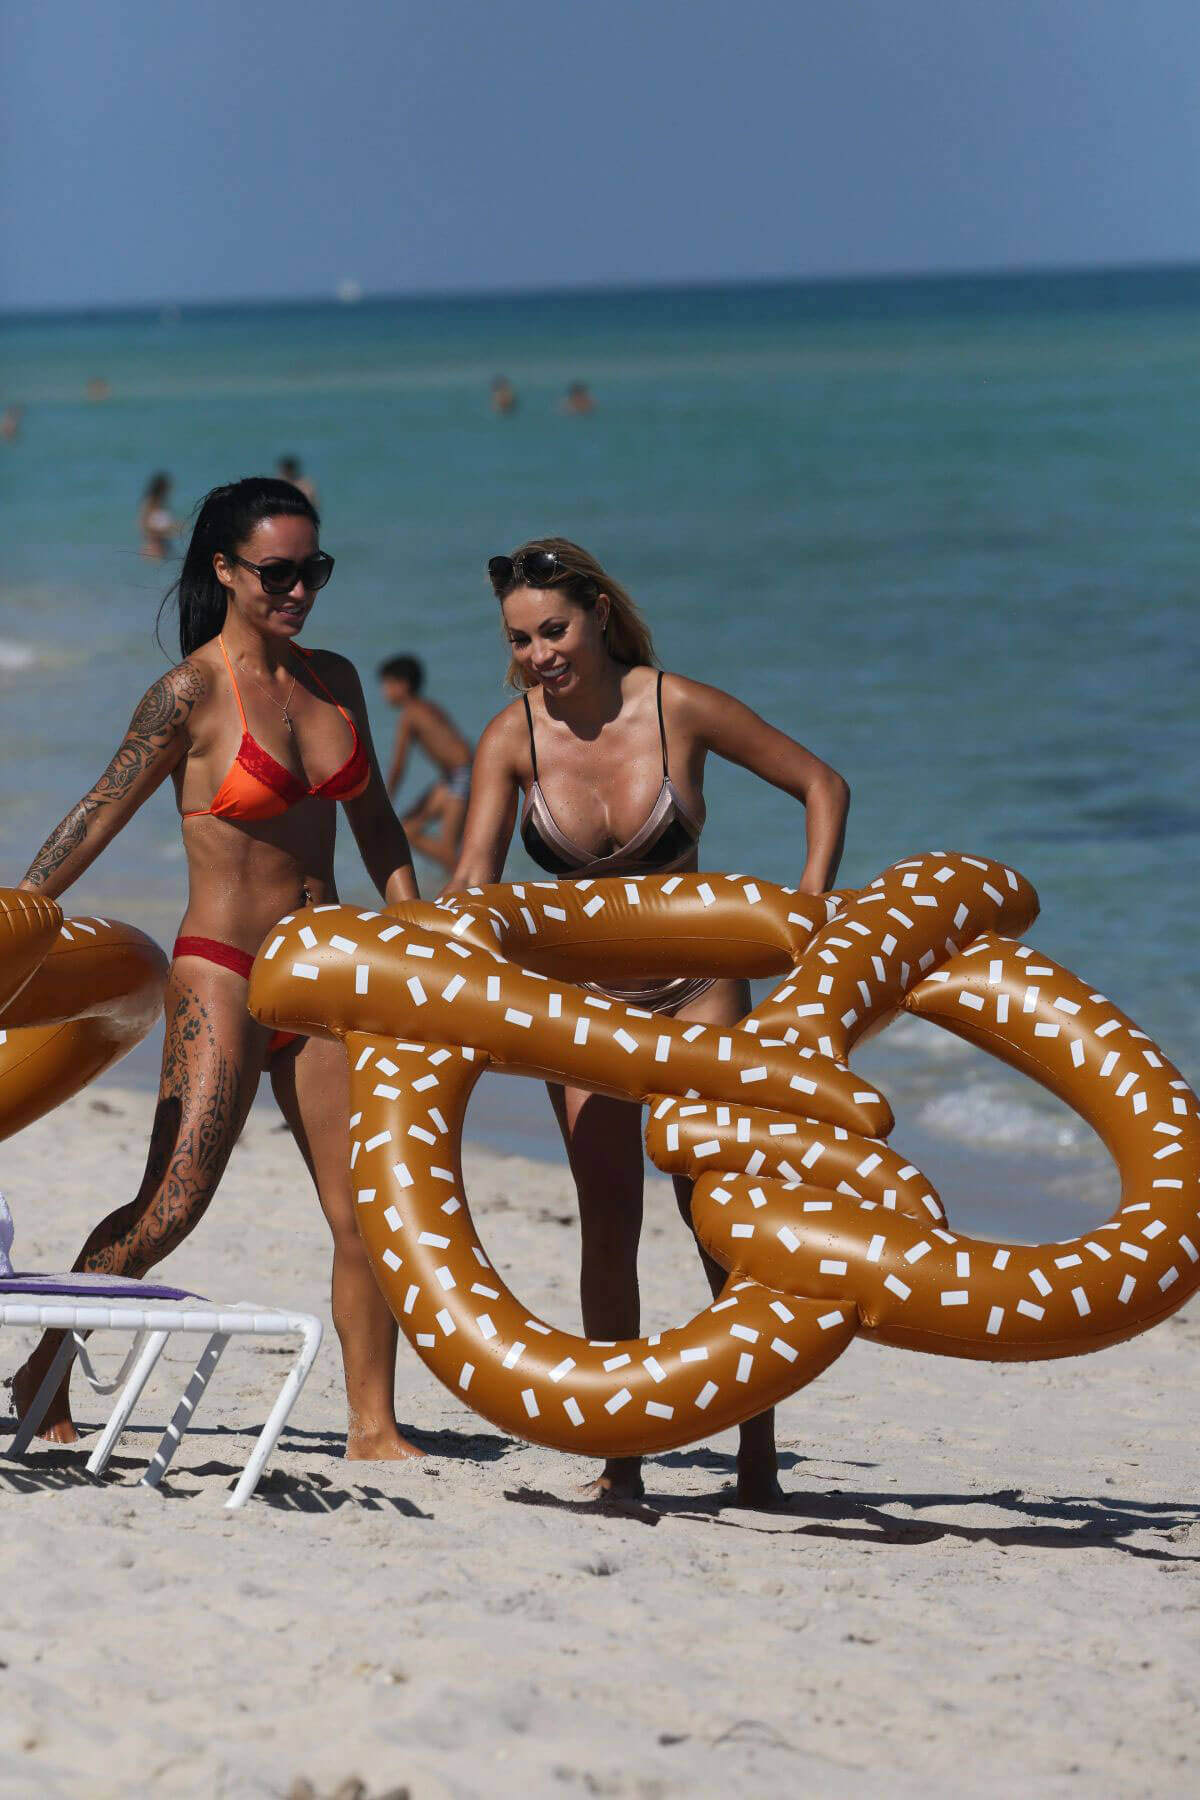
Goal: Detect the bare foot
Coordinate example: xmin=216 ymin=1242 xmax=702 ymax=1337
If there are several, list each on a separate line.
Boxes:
xmin=731 ymin=1412 xmax=784 ymax=1508
xmin=578 ymin=1456 xmax=645 ymax=1502
xmin=344 ymin=1425 xmax=426 ymax=1462
xmin=11 ymin=1358 xmax=78 ymax=1445
xmin=734 ymin=1456 xmax=784 ymax=1509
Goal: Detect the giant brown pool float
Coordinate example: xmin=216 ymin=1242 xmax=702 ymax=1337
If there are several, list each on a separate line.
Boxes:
xmin=0 ymin=890 xmax=167 ymax=1141
xmin=247 ymin=853 xmax=1200 ymax=1455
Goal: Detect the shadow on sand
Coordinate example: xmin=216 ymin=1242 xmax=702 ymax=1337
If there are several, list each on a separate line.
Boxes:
xmin=6 ymin=1417 xmax=1198 ymax=1551
xmin=505 ymin=1447 xmax=1200 ymax=1559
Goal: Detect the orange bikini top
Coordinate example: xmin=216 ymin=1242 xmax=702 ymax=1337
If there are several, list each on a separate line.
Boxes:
xmin=183 ymin=637 xmax=370 ymax=823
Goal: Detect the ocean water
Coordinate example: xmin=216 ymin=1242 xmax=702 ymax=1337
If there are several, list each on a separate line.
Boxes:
xmin=3 ymin=269 xmax=1199 ymax=1234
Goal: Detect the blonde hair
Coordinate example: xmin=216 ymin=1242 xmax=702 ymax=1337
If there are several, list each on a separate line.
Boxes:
xmin=491 ymin=536 xmax=658 ymax=691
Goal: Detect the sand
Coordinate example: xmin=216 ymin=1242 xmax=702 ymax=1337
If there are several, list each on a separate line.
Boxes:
xmin=1 ymin=1080 xmax=1198 ymax=1799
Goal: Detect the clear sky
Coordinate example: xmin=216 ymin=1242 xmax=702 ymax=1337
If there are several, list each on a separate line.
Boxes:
xmin=3 ymin=0 xmax=1198 ymax=311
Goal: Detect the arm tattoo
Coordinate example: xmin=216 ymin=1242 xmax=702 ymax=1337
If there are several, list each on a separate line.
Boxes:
xmin=25 ymin=805 xmax=91 ymax=888
xmin=23 ymin=663 xmax=206 ymax=891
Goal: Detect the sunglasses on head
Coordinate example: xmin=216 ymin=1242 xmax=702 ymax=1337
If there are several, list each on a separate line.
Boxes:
xmin=487 ymin=549 xmax=574 ymax=593
xmin=232 ymin=551 xmax=335 ymax=595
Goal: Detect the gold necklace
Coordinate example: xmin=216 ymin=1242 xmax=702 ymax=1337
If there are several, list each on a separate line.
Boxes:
xmin=244 ymin=659 xmax=299 ymax=732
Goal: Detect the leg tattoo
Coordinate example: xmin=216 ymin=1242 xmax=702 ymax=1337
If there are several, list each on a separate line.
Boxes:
xmin=79 ymin=979 xmax=241 ymax=1276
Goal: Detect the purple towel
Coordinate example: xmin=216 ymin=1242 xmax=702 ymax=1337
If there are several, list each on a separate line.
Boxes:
xmin=1 ymin=1273 xmax=203 ymax=1303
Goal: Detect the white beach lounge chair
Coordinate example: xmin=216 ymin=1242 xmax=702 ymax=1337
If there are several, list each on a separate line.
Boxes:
xmin=1 ymin=1196 xmax=322 ymax=1511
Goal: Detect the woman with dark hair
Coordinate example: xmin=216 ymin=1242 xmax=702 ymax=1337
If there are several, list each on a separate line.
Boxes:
xmin=12 ymin=477 xmax=422 ymax=1459
xmin=448 ymin=538 xmax=851 ymax=1505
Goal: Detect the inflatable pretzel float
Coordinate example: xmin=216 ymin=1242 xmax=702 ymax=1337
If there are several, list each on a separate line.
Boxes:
xmin=248 ymin=853 xmax=1200 ymax=1456
xmin=0 ymin=889 xmax=167 ymax=1141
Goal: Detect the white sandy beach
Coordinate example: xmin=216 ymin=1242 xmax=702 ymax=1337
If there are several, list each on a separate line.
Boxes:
xmin=1 ymin=1080 xmax=1198 ymax=1800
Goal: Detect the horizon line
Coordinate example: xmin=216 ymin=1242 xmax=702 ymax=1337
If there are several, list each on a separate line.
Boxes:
xmin=4 ymin=254 xmax=1200 ymax=326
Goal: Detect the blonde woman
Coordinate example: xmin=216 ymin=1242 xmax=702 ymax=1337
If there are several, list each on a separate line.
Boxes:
xmin=448 ymin=539 xmax=850 ymax=1505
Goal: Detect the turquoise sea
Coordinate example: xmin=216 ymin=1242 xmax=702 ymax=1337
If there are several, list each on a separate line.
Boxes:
xmin=2 ymin=268 xmax=1198 ymax=1234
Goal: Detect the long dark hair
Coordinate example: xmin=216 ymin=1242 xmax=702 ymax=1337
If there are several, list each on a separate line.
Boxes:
xmin=158 ymin=477 xmax=320 ymax=659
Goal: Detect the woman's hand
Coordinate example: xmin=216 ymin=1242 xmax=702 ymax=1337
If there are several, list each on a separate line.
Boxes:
xmin=20 ymin=664 xmax=206 ymax=900
xmin=346 ymin=782 xmax=420 ymax=904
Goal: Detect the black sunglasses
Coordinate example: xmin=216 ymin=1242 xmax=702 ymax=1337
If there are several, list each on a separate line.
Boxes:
xmin=488 ymin=549 xmax=572 ymax=593
xmin=232 ymin=551 xmax=335 ymax=595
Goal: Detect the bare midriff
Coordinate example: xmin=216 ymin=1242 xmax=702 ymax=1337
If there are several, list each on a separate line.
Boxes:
xmin=177 ymin=802 xmax=339 ymax=953
xmin=169 ymin=640 xmax=367 ymax=954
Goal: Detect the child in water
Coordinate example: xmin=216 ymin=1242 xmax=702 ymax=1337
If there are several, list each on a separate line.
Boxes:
xmin=379 ymin=654 xmax=474 ymax=874
xmin=138 ymin=472 xmax=181 ymax=560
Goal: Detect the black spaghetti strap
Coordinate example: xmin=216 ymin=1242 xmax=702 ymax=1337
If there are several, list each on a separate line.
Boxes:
xmin=655 ymin=671 xmax=669 ymax=776
xmin=522 ymin=693 xmax=539 ymax=781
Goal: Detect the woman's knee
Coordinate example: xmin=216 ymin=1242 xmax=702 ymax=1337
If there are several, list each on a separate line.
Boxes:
xmin=85 ymin=1172 xmax=217 ymax=1269
xmin=138 ymin=1085 xmax=244 ymax=1248
xmin=318 ymin=1174 xmax=381 ymax=1271
xmin=328 ymin=1201 xmax=369 ymax=1258
xmin=144 ymin=1195 xmax=213 ymax=1258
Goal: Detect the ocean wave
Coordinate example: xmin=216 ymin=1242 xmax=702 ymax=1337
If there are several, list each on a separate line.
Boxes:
xmin=0 ymin=627 xmax=90 ymax=674
xmin=0 ymin=638 xmax=40 ymax=672
xmin=917 ymin=1085 xmax=1088 ymax=1154
xmin=875 ymin=1013 xmax=975 ymax=1060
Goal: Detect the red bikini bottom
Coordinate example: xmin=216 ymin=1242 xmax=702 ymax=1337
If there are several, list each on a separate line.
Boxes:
xmin=172 ymin=935 xmax=299 ymax=1055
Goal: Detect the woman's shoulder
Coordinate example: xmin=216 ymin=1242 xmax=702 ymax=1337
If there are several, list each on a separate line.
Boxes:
xmin=639 ymin=666 xmax=711 ymax=717
xmin=482 ymin=692 xmax=531 ymax=735
xmin=651 ymin=669 xmax=752 ymax=743
xmin=475 ymin=695 xmax=531 ymax=762
xmin=177 ymin=640 xmax=218 ymax=677
xmin=294 ymin=643 xmax=362 ymax=700
xmin=296 ymin=643 xmax=354 ymax=676
xmin=170 ymin=643 xmax=222 ymax=700
xmin=656 ymin=668 xmax=730 ymax=710
xmin=620 ymin=664 xmax=703 ymax=697
xmin=124 ymin=654 xmax=212 ymax=740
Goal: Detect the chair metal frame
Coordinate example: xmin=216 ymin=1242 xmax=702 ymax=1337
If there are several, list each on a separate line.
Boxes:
xmin=3 ymin=1286 xmax=322 ymax=1510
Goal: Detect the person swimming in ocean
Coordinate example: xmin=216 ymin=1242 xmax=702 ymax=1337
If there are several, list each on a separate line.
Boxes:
xmin=138 ymin=471 xmax=182 ymax=561
xmin=380 ymin=653 xmax=474 ymax=874
xmin=445 ymin=537 xmax=850 ymax=1505
xmin=276 ymin=454 xmax=319 ymax=509
xmin=12 ymin=476 xmax=423 ymax=1460
xmin=562 ymin=381 xmax=595 ymax=415
xmin=490 ymin=376 xmax=518 ymax=415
